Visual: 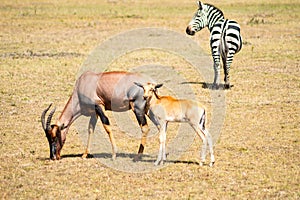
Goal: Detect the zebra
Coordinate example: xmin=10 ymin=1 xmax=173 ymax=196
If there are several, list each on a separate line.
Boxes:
xmin=186 ymin=1 xmax=242 ymax=89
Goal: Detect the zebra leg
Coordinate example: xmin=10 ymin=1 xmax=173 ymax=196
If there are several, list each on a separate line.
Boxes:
xmin=212 ymin=57 xmax=221 ymax=90
xmin=224 ymin=55 xmax=233 ymax=89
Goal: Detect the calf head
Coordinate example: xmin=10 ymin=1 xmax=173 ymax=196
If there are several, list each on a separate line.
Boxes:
xmin=41 ymin=104 xmax=65 ymax=160
xmin=134 ymin=82 xmax=163 ymax=99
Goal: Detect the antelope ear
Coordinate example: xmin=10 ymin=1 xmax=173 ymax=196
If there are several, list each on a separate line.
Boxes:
xmin=134 ymin=82 xmax=144 ymax=88
xmin=155 ymin=83 xmax=163 ymax=89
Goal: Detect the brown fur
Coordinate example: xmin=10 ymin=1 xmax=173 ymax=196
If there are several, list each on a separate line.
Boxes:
xmin=136 ymin=82 xmax=215 ymax=166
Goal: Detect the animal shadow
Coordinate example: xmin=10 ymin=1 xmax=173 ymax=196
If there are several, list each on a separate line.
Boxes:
xmin=61 ymin=152 xmax=153 ymax=162
xmin=45 ymin=153 xmax=206 ymax=166
xmin=181 ymin=81 xmax=233 ymax=90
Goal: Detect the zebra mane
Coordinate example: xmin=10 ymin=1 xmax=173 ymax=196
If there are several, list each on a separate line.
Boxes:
xmin=204 ymin=3 xmax=224 ymax=17
xmin=202 ymin=3 xmax=225 ymax=31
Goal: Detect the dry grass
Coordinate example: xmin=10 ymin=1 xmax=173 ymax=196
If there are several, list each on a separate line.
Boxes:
xmin=1 ymin=0 xmax=299 ymax=199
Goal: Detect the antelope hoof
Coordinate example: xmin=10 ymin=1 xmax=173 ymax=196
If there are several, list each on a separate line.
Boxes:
xmin=209 ymin=162 xmax=215 ymax=167
xmin=112 ymin=154 xmax=116 ymax=161
xmin=154 ymin=160 xmax=161 ymax=166
xmin=154 ymin=159 xmax=165 ymax=166
xmin=82 ymin=152 xmax=88 ymax=159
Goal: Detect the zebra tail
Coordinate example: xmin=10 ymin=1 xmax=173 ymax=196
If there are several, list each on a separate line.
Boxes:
xmin=220 ymin=20 xmax=229 ymax=73
xmin=220 ymin=30 xmax=228 ymax=72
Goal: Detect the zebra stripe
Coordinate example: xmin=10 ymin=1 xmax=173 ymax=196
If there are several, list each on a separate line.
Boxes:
xmin=186 ymin=1 xmax=242 ymax=89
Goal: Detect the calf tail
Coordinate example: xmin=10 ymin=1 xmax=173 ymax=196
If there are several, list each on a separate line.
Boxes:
xmin=199 ymin=110 xmax=206 ymax=130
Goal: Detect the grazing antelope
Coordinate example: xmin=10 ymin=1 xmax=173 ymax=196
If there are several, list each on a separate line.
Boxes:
xmin=41 ymin=71 xmax=154 ymax=160
xmin=135 ymin=82 xmax=215 ymax=166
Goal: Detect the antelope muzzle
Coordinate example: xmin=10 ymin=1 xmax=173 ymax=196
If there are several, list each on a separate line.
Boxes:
xmin=41 ymin=104 xmax=61 ymax=160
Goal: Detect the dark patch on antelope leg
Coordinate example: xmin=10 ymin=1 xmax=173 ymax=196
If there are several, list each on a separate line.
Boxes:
xmin=135 ymin=113 xmax=147 ymax=127
xmin=133 ymin=144 xmax=144 ymax=162
xmin=95 ymin=105 xmax=110 ymax=125
xmin=138 ymin=144 xmax=144 ymax=154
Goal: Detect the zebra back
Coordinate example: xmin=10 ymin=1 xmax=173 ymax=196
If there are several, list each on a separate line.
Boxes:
xmin=211 ymin=19 xmax=242 ymax=56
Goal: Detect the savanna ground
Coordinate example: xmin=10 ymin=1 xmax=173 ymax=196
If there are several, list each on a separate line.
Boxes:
xmin=1 ymin=0 xmax=299 ymax=199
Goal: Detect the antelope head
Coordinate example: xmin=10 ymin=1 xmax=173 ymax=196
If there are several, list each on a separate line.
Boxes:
xmin=41 ymin=104 xmax=65 ymax=160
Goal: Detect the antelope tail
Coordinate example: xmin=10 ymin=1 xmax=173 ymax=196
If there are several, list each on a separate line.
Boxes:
xmin=199 ymin=110 xmax=206 ymax=130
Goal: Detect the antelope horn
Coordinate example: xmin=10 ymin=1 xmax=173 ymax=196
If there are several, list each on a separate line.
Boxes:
xmin=41 ymin=103 xmax=52 ymax=131
xmin=46 ymin=107 xmax=56 ymax=131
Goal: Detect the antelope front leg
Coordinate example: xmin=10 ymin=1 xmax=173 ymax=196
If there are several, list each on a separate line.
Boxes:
xmin=134 ymin=123 xmax=149 ymax=162
xmin=133 ymin=109 xmax=149 ymax=161
xmin=82 ymin=114 xmax=97 ymax=158
xmin=154 ymin=142 xmax=164 ymax=166
xmin=205 ymin=130 xmax=215 ymax=167
xmin=200 ymin=138 xmax=207 ymax=166
xmin=154 ymin=122 xmax=167 ymax=166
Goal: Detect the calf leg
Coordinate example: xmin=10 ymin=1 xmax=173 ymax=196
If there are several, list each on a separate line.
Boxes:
xmin=154 ymin=122 xmax=167 ymax=166
xmin=191 ymin=124 xmax=207 ymax=165
xmin=95 ymin=104 xmax=117 ymax=160
xmin=82 ymin=114 xmax=97 ymax=158
xmin=205 ymin=129 xmax=215 ymax=166
xmin=200 ymin=129 xmax=215 ymax=166
xmin=191 ymin=124 xmax=215 ymax=166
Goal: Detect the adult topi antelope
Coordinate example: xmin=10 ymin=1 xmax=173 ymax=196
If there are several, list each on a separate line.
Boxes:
xmin=135 ymin=82 xmax=215 ymax=166
xmin=41 ymin=71 xmax=154 ymax=160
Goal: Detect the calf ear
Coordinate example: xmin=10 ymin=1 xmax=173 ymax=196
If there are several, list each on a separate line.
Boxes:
xmin=134 ymin=82 xmax=144 ymax=88
xmin=155 ymin=83 xmax=163 ymax=89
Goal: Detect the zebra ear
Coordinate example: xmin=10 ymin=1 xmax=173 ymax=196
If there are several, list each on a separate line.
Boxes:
xmin=197 ymin=1 xmax=203 ymax=10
